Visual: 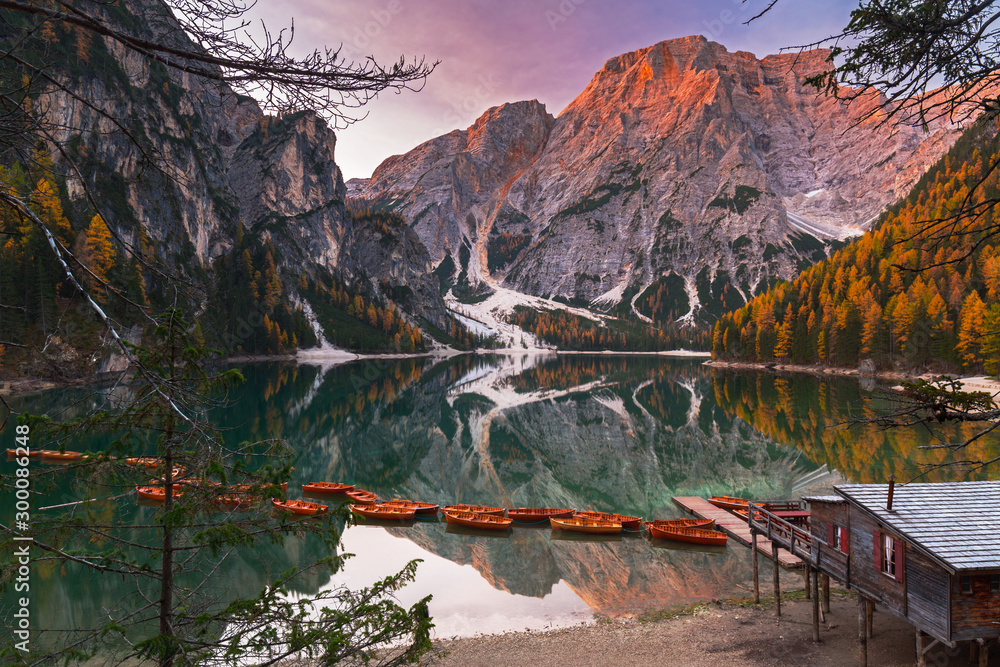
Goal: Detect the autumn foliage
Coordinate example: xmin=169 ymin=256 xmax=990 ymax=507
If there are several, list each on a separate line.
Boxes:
xmin=509 ymin=306 xmax=711 ymax=352
xmin=300 ymin=270 xmax=425 ymax=353
xmin=0 ymin=152 xmax=145 ymax=358
xmin=713 ymin=122 xmax=1000 ymax=374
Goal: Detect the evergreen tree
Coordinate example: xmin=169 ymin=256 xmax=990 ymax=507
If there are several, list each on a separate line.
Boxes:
xmin=1 ymin=309 xmax=432 ymax=665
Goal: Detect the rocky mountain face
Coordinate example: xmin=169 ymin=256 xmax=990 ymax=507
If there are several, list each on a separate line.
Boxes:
xmin=350 ymin=35 xmax=962 ymax=320
xmin=37 ymin=0 xmax=445 ymax=332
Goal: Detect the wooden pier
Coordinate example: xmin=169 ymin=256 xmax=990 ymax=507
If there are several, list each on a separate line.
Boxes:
xmin=671 ymin=496 xmax=803 ymax=568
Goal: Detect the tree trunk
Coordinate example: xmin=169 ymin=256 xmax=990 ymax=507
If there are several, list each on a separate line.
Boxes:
xmin=160 ymin=445 xmax=175 ymax=666
xmin=159 ymin=325 xmax=179 ymax=666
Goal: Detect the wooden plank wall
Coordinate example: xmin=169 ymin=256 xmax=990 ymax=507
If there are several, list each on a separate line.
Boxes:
xmin=906 ymin=548 xmax=950 ymax=642
xmin=809 ymin=502 xmax=849 ymax=583
xmin=950 ymin=572 xmax=1000 ymax=641
xmin=847 ymin=506 xmax=906 ymax=617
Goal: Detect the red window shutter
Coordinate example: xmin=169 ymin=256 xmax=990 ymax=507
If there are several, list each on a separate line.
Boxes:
xmin=894 ymin=541 xmax=904 ymax=583
xmin=827 ymin=523 xmax=835 ymax=545
xmin=842 ymin=526 xmax=850 ymax=555
xmin=874 ymin=529 xmax=881 ymax=570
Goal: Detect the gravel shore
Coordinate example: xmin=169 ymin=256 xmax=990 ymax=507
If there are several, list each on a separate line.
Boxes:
xmin=424 ymin=595 xmax=973 ymax=666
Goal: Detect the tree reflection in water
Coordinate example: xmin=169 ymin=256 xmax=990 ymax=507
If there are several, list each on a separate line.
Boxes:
xmin=4 ymin=354 xmax=982 ymax=640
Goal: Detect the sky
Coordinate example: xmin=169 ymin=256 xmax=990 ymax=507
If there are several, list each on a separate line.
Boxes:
xmin=249 ymin=0 xmax=859 ymax=180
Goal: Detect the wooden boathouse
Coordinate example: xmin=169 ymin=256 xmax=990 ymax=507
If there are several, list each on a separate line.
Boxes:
xmin=750 ymin=481 xmax=1000 ymax=666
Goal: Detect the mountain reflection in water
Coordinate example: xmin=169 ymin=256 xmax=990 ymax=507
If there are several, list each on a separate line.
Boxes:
xmin=5 ymin=353 xmax=987 ymax=639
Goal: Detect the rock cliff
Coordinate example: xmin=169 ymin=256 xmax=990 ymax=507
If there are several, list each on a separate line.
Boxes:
xmin=350 ymin=36 xmax=962 ymax=320
xmin=36 ymin=0 xmax=446 ymax=336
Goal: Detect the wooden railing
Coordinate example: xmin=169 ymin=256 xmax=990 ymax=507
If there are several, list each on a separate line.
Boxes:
xmin=759 ymin=500 xmax=804 ymax=512
xmin=748 ymin=502 xmax=849 ymax=577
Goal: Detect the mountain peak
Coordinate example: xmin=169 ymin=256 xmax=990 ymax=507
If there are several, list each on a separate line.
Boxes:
xmin=587 ymin=35 xmax=834 ymax=91
xmin=357 ymin=37 xmax=962 ymax=319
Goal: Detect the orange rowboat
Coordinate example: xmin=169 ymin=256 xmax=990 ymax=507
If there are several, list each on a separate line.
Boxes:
xmin=507 ymin=507 xmax=575 ymax=522
xmin=443 ymin=511 xmax=512 ymax=531
xmin=214 ymin=495 xmax=251 ymax=509
xmin=645 ymin=518 xmax=715 ymax=532
xmin=136 ymin=486 xmax=182 ymax=502
xmin=345 ymin=490 xmax=379 ymax=505
xmin=443 ymin=504 xmax=505 ymax=517
xmin=272 ymin=499 xmax=328 ymax=516
xmin=40 ymin=450 xmax=86 ymax=462
xmin=351 ymin=504 xmax=416 ymax=520
xmin=708 ymin=495 xmax=750 ymax=511
xmin=148 ymin=467 xmax=190 ymax=485
xmin=574 ymin=511 xmax=642 ymax=530
xmin=126 ymin=457 xmax=164 ymax=468
xmin=230 ymin=481 xmax=288 ymax=493
xmin=302 ymin=482 xmax=355 ymax=494
xmin=6 ymin=449 xmax=41 ymax=459
xmin=382 ymin=499 xmax=440 ymax=515
xmin=550 ymin=516 xmax=622 ymax=534
xmin=648 ymin=525 xmax=728 ymax=546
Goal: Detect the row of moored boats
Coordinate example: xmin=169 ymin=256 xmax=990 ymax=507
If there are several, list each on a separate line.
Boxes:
xmin=293 ymin=483 xmax=729 ymax=545
xmin=10 ymin=450 xmax=747 ymax=545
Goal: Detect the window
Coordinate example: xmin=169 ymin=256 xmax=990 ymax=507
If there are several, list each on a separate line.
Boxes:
xmin=961 ymin=575 xmax=972 ymax=594
xmin=991 ymin=574 xmax=999 ymax=594
xmin=875 ymin=529 xmax=903 ymax=582
xmin=881 ymin=534 xmax=896 ymax=577
xmin=827 ymin=524 xmax=849 ymax=554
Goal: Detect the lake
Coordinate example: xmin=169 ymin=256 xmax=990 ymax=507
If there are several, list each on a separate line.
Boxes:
xmin=2 ymin=353 xmax=995 ymax=642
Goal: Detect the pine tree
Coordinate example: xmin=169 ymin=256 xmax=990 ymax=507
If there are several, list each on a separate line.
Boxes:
xmin=4 ymin=309 xmax=433 ymax=665
xmin=773 ymin=306 xmax=794 ymax=358
xmin=982 ymin=304 xmax=1000 ymax=377
xmin=82 ymin=214 xmax=116 ymax=287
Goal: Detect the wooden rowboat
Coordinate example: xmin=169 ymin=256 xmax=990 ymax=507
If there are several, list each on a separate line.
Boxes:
xmin=351 ymin=504 xmax=416 ymax=521
xmin=443 ymin=504 xmax=505 ymax=517
xmin=382 ymin=499 xmax=440 ymax=515
xmin=645 ymin=518 xmax=715 ymax=532
xmin=550 ymin=517 xmax=622 ymax=534
xmin=648 ymin=525 xmax=728 ymax=546
xmin=136 ymin=486 xmax=182 ymax=502
xmin=302 ymin=482 xmax=355 ymax=494
xmin=230 ymin=481 xmax=288 ymax=493
xmin=443 ymin=510 xmax=512 ymax=531
xmin=148 ymin=467 xmax=190 ymax=485
xmin=272 ymin=499 xmax=328 ymax=516
xmin=126 ymin=457 xmax=163 ymax=468
xmin=708 ymin=495 xmax=750 ymax=511
xmin=7 ymin=449 xmax=41 ymax=459
xmin=345 ymin=489 xmax=379 ymax=505
xmin=574 ymin=511 xmax=642 ymax=530
xmin=214 ymin=495 xmax=251 ymax=509
xmin=40 ymin=450 xmax=86 ymax=462
xmin=507 ymin=507 xmax=576 ymax=522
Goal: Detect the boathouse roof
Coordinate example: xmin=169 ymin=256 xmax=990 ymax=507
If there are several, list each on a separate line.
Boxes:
xmin=835 ymin=481 xmax=1000 ymax=573
xmin=801 ymin=495 xmax=843 ymax=504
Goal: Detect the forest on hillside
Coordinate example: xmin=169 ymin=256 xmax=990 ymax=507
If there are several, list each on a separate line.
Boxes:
xmin=508 ymin=306 xmax=712 ymax=352
xmin=0 ymin=165 xmax=467 ymax=375
xmin=712 ymin=121 xmax=1000 ymax=375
